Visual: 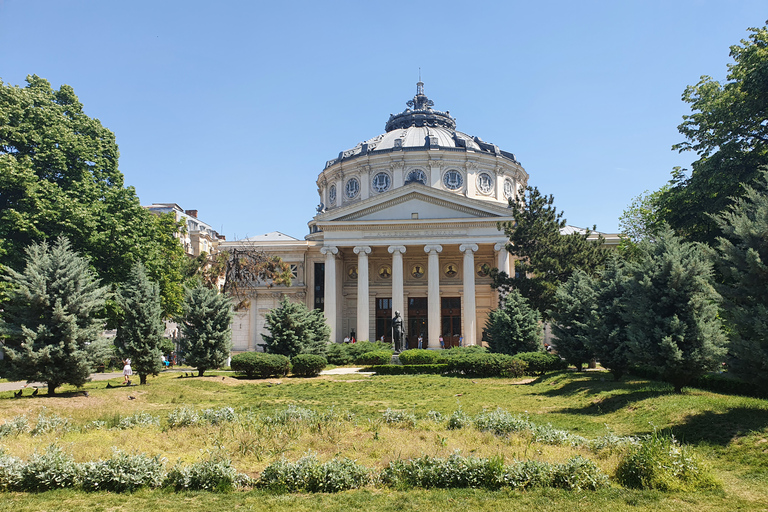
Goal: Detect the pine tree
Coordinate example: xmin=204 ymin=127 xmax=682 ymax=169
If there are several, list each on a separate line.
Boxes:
xmin=550 ymin=270 xmax=597 ymax=371
xmin=114 ymin=262 xmax=164 ymax=384
xmin=485 ymin=288 xmax=542 ymax=356
xmin=178 ymin=284 xmax=232 ymax=376
xmin=262 ymin=296 xmax=330 ymax=358
xmin=714 ymin=169 xmax=768 ymax=387
xmin=0 ymin=237 xmax=108 ymax=395
xmin=591 ymin=256 xmax=633 ymax=381
xmin=624 ymin=228 xmax=727 ymax=393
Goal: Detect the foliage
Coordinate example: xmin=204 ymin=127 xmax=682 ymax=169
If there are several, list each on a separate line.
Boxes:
xmin=495 ymin=186 xmax=609 ymax=318
xmin=0 ymin=237 xmax=108 ymax=394
xmin=114 ymin=262 xmax=165 ymax=384
xmin=290 ymin=354 xmax=327 ymax=377
xmin=369 ymin=364 xmax=449 ymax=375
xmin=325 ymin=340 xmax=393 ymax=365
xmin=623 ymin=228 xmax=728 ymax=393
xmin=619 ymin=189 xmax=667 ymax=244
xmin=615 ymin=432 xmax=721 ymax=491
xmin=0 ymin=415 xmax=30 ymax=438
xmin=222 ymin=248 xmax=292 ymax=307
xmin=657 ymin=24 xmax=768 ymax=245
xmin=115 ymin=412 xmax=161 ymax=430
xmin=513 ymin=352 xmax=567 ymax=376
xmin=0 ymin=76 xmax=187 ymax=320
xmin=354 ymin=350 xmax=392 ymax=366
xmin=485 ymin=288 xmax=542 ymax=355
xmin=382 ymin=408 xmax=417 ymax=427
xmin=80 ymin=451 xmax=165 ymax=492
xmin=164 ymin=457 xmax=246 ymax=492
xmin=258 ymin=453 xmax=370 ymax=493
xmin=397 ymin=349 xmax=445 ymax=365
xmin=262 ymin=296 xmax=329 ymax=358
xmin=444 ymin=352 xmax=528 ymax=378
xmin=714 ymin=169 xmax=768 ymax=388
xmin=178 ymin=284 xmax=233 ymax=376
xmin=230 ymin=352 xmax=290 ymax=378
xmin=550 ymin=270 xmax=597 ymax=371
xmin=19 ymin=445 xmax=80 ymax=492
xmin=30 ymin=409 xmax=71 ymax=436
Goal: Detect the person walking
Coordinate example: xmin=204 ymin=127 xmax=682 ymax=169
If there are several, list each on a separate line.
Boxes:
xmin=418 ymin=333 xmax=423 ymax=349
xmin=122 ymin=358 xmax=132 ymax=385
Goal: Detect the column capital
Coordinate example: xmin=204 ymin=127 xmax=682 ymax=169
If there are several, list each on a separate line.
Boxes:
xmin=353 ymin=246 xmax=371 ymax=255
xmin=494 ymin=242 xmax=507 ymax=252
xmin=388 ymin=245 xmax=406 ymax=255
xmin=424 ymin=244 xmax=443 ymax=254
xmin=459 ymin=243 xmax=479 ymax=254
xmin=320 ymin=246 xmax=339 ymax=256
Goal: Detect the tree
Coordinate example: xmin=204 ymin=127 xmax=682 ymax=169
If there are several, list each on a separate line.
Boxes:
xmin=550 ymin=270 xmax=597 ymax=371
xmin=262 ymin=296 xmax=330 ymax=358
xmin=178 ymin=285 xmax=233 ymax=376
xmin=222 ymin=248 xmax=292 ymax=309
xmin=0 ymin=238 xmax=108 ymax=395
xmin=485 ymin=289 xmax=542 ymax=356
xmin=714 ymin=169 xmax=768 ymax=387
xmin=623 ymin=228 xmax=727 ymax=393
xmin=495 ymin=186 xmax=610 ymax=318
xmin=657 ymin=23 xmax=768 ymax=245
xmin=0 ymin=75 xmax=187 ymax=319
xmin=114 ymin=262 xmax=164 ymax=384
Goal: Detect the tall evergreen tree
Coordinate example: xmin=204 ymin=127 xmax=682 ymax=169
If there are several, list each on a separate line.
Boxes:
xmin=550 ymin=270 xmax=597 ymax=371
xmin=114 ymin=262 xmax=164 ymax=384
xmin=485 ymin=289 xmax=542 ymax=356
xmin=0 ymin=237 xmax=108 ymax=395
xmin=714 ymin=169 xmax=768 ymax=387
xmin=263 ymin=296 xmax=329 ymax=358
xmin=624 ymin=228 xmax=727 ymax=393
xmin=591 ymin=256 xmax=633 ymax=381
xmin=178 ymin=285 xmax=232 ymax=376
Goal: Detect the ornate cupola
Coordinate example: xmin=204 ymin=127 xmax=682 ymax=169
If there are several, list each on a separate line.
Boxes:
xmin=384 ymin=81 xmax=457 ymax=132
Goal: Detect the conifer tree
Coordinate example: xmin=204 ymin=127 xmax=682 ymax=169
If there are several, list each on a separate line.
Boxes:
xmin=550 ymin=270 xmax=597 ymax=371
xmin=591 ymin=256 xmax=633 ymax=381
xmin=714 ymin=169 xmax=768 ymax=387
xmin=263 ymin=296 xmax=330 ymax=358
xmin=178 ymin=284 xmax=232 ymax=376
xmin=114 ymin=262 xmax=164 ymax=384
xmin=485 ymin=288 xmax=542 ymax=356
xmin=0 ymin=237 xmax=108 ymax=395
xmin=624 ymin=228 xmax=727 ymax=393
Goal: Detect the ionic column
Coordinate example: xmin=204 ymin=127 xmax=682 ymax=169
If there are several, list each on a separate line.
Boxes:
xmin=320 ymin=246 xmax=339 ymax=342
xmin=388 ymin=245 xmax=406 ymax=321
xmin=354 ymin=246 xmax=371 ymax=342
xmin=460 ymin=243 xmax=479 ymax=346
xmin=424 ymin=245 xmax=443 ymax=349
xmin=494 ymin=242 xmax=510 ymax=276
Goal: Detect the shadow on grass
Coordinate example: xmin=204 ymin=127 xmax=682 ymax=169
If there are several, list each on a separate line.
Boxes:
xmin=670 ymin=407 xmax=768 ymax=445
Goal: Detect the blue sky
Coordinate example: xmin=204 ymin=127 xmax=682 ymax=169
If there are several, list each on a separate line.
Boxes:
xmin=1 ymin=1 xmax=765 ymax=240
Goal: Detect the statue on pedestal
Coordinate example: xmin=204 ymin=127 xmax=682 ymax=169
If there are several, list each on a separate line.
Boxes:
xmin=392 ymin=310 xmax=405 ymax=353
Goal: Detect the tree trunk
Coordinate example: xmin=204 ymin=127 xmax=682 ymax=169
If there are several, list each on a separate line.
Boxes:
xmin=198 ymin=369 xmax=205 ymax=377
xmin=140 ymin=374 xmax=148 ymax=385
xmin=47 ymin=383 xmax=57 ymax=396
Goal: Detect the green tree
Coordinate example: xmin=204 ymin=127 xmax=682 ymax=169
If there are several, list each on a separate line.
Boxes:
xmin=714 ymin=169 xmax=768 ymax=387
xmin=624 ymin=228 xmax=727 ymax=393
xmin=114 ymin=262 xmax=164 ymax=384
xmin=495 ymin=186 xmax=610 ymax=318
xmin=0 ymin=238 xmax=108 ymax=395
xmin=178 ymin=284 xmax=233 ymax=376
xmin=0 ymin=75 xmax=186 ymax=319
xmin=550 ymin=270 xmax=597 ymax=371
xmin=485 ymin=289 xmax=542 ymax=356
xmin=263 ymin=296 xmax=330 ymax=358
xmin=657 ymin=24 xmax=768 ymax=245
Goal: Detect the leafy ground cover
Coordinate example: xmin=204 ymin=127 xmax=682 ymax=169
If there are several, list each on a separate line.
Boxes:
xmin=0 ymin=370 xmax=766 ymax=511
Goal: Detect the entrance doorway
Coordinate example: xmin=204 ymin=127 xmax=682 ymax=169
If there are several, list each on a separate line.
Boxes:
xmin=375 ymin=298 xmax=392 ymax=343
xmin=407 ymin=297 xmax=428 ymax=349
xmin=441 ymin=297 xmax=462 ymax=348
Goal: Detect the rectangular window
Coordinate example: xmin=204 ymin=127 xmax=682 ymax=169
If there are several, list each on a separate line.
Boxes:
xmin=314 ymin=262 xmax=324 ymax=311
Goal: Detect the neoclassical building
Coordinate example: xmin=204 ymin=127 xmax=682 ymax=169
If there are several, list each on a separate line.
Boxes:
xmin=223 ymin=83 xmax=539 ymax=351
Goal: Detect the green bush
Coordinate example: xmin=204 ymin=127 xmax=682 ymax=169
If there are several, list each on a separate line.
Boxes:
xmin=19 ymin=445 xmax=80 ymax=492
xmin=80 ymin=451 xmax=165 ymax=492
xmin=445 ymin=353 xmax=528 ymax=377
xmin=354 ymin=350 xmax=392 ymax=366
xmin=230 ymin=352 xmax=290 ymax=378
xmin=382 ymin=408 xmax=417 ymax=427
xmin=258 ymin=453 xmax=370 ymax=493
xmin=615 ymin=433 xmax=721 ymax=491
xmin=165 ymin=457 xmax=248 ymax=492
xmin=368 ymin=364 xmax=448 ymax=375
xmin=291 ymin=354 xmax=327 ymax=377
xmin=513 ymin=352 xmax=567 ymax=375
xmin=0 ymin=450 xmax=23 ymax=491
xmin=442 ymin=345 xmax=488 ymax=359
xmin=382 ymin=453 xmax=507 ymax=490
xmin=398 ymin=349 xmax=445 ymax=365
xmin=0 ymin=415 xmax=30 ymax=438
xmin=325 ymin=343 xmax=354 ymax=365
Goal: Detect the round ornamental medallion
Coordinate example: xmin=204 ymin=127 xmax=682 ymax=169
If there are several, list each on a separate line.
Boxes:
xmin=477 ymin=172 xmax=493 ymax=194
xmin=405 ymin=169 xmax=427 ymax=185
xmin=345 ymin=178 xmax=360 ymax=199
xmin=411 ymin=264 xmax=425 ymax=278
xmin=372 ymin=172 xmax=391 ymax=193
xmin=348 ymin=266 xmax=358 ymax=279
xmin=378 ymin=265 xmax=392 ymax=279
xmin=443 ymin=170 xmax=463 ymax=190
xmin=503 ymin=178 xmax=515 ymax=199
xmin=329 ymin=184 xmax=337 ymax=205
xmin=476 ymin=263 xmax=491 ymax=277
xmin=443 ymin=262 xmax=459 ymax=277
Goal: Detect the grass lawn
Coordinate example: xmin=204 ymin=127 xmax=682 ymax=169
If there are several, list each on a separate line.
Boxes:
xmin=0 ymin=369 xmax=766 ymax=511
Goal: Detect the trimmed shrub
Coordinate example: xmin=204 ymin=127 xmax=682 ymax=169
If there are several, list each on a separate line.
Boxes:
xmin=368 ymin=364 xmax=448 ymax=375
xmin=354 ymin=350 xmax=392 ymax=366
xmin=230 ymin=352 xmax=290 ymax=378
xmin=258 ymin=453 xmax=370 ymax=493
xmin=398 ymin=349 xmax=445 ymax=365
xmin=291 ymin=354 xmax=327 ymax=377
xmin=445 ymin=353 xmax=528 ymax=377
xmin=513 ymin=352 xmax=567 ymax=375
xmin=80 ymin=451 xmax=165 ymax=492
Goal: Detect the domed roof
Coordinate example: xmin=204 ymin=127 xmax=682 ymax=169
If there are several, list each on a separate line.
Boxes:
xmin=324 ymin=82 xmax=519 ymax=169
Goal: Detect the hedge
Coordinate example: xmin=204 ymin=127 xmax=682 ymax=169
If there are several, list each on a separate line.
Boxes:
xmin=398 ymin=349 xmax=445 ymax=365
xmin=291 ymin=354 xmax=327 ymax=377
xmin=354 ymin=350 xmax=393 ymax=366
xmin=367 ymin=364 xmax=449 ymax=375
xmin=445 ymin=353 xmax=528 ymax=378
xmin=325 ymin=341 xmax=392 ymax=365
xmin=512 ymin=352 xmax=568 ymax=376
xmin=230 ymin=352 xmax=290 ymax=378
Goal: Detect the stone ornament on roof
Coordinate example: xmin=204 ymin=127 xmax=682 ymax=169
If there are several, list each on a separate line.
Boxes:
xmin=385 ymin=81 xmax=456 ymax=132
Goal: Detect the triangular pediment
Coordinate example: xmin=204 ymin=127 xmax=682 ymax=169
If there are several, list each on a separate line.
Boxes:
xmin=315 ymin=184 xmax=513 ymax=223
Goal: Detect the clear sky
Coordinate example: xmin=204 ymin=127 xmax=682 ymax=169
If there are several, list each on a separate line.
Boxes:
xmin=1 ymin=1 xmax=765 ymax=240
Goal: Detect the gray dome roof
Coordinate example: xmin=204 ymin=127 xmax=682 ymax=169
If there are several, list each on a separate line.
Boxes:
xmin=325 ymin=82 xmax=519 ymax=169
